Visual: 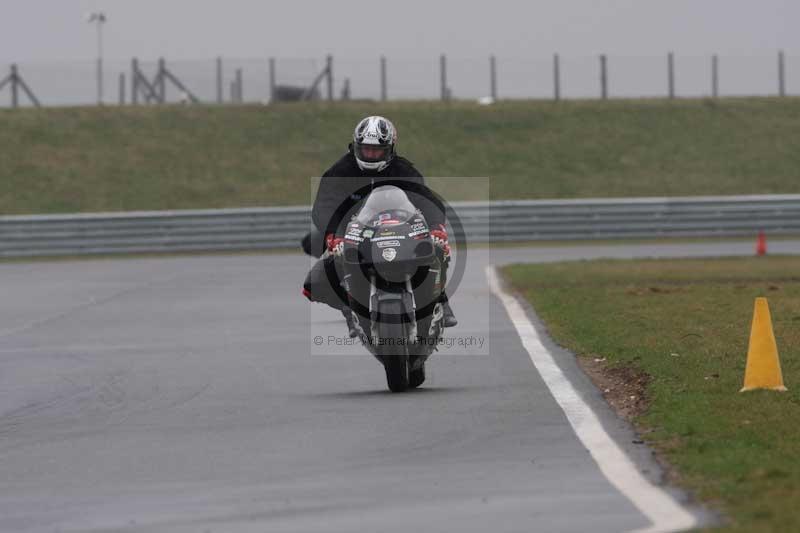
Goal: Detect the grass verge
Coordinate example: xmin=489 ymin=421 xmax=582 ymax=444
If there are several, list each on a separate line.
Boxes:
xmin=1 ymin=98 xmax=800 ymax=214
xmin=502 ymin=256 xmax=800 ymax=532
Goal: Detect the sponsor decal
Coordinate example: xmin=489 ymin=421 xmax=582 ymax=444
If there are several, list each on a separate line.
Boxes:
xmin=408 ymin=229 xmax=429 ymax=238
xmin=344 ymin=234 xmax=364 ymax=243
xmin=372 ymin=235 xmax=405 ymax=242
xmin=377 ymin=240 xmax=401 ymax=248
xmin=382 ymin=248 xmax=397 ymax=261
xmin=362 ymin=229 xmax=374 ymax=238
xmin=411 ymin=222 xmax=426 ymax=231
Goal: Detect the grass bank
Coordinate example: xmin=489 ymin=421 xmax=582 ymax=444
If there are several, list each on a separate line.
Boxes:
xmin=503 ymin=256 xmax=800 ymax=532
xmin=1 ymin=98 xmax=799 ymax=214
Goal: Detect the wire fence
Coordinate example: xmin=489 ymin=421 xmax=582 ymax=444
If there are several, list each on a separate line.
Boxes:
xmin=1 ymin=53 xmax=797 ymax=108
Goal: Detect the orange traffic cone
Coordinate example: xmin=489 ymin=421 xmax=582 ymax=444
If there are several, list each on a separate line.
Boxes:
xmin=740 ymin=297 xmax=787 ymax=392
xmin=756 ymin=231 xmax=767 ymax=256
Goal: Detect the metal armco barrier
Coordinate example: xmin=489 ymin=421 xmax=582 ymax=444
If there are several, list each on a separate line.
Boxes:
xmin=1 ymin=195 xmax=799 ymax=258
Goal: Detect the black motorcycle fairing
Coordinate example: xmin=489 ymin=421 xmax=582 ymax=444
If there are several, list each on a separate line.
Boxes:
xmin=336 ymin=186 xmax=446 ymax=372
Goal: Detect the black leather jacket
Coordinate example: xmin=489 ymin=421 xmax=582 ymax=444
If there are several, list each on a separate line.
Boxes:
xmin=311 ymin=148 xmax=446 ymax=237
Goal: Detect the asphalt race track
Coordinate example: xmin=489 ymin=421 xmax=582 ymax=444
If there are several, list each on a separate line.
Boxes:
xmin=2 ymin=241 xmax=799 ymax=532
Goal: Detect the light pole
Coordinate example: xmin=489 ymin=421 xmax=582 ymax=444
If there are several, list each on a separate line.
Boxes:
xmin=87 ymin=12 xmax=106 ymax=105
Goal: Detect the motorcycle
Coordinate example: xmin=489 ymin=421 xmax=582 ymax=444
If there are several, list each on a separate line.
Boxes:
xmin=336 ymin=185 xmax=446 ymax=392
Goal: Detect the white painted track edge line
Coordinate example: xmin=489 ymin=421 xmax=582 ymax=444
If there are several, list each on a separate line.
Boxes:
xmin=486 ymin=265 xmax=697 ymax=533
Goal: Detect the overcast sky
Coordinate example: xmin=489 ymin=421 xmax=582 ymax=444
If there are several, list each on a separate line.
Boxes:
xmin=1 ymin=0 xmax=798 ymax=65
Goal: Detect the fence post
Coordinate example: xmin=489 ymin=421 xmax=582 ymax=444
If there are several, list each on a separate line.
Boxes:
xmin=216 ymin=57 xmax=223 ymax=104
xmin=236 ymin=68 xmax=243 ymax=103
xmin=96 ymin=56 xmax=102 ymax=105
xmin=600 ymin=54 xmax=608 ymax=99
xmin=553 ymin=53 xmax=561 ymax=101
xmin=158 ymin=58 xmax=166 ymax=103
xmin=119 ymin=73 xmax=126 ymax=105
xmin=668 ymin=52 xmax=675 ymax=99
xmin=269 ymin=58 xmax=276 ymax=103
xmin=131 ymin=58 xmax=139 ymax=105
xmin=341 ymin=78 xmax=351 ymax=100
xmin=489 ymin=55 xmax=497 ymax=100
xmin=712 ymin=54 xmax=719 ymax=98
xmin=380 ymin=55 xmax=387 ymax=101
xmin=779 ymin=50 xmax=786 ymax=97
xmin=440 ymin=54 xmax=448 ymax=101
xmin=10 ymin=64 xmax=18 ymax=108
xmin=326 ymin=55 xmax=333 ymax=101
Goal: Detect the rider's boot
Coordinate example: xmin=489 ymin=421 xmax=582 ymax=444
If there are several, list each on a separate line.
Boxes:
xmin=442 ymin=296 xmax=458 ymax=328
xmin=342 ymin=307 xmax=358 ymax=338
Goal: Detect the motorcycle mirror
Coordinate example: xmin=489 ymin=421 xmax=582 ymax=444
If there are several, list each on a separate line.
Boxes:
xmin=301 ymin=230 xmax=326 ymax=258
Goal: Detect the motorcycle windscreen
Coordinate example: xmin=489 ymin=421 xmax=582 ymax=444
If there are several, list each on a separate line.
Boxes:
xmin=356 ymin=185 xmax=417 ymax=227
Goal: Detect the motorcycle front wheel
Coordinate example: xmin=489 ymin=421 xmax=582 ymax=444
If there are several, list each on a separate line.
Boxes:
xmin=378 ymin=300 xmax=410 ymax=393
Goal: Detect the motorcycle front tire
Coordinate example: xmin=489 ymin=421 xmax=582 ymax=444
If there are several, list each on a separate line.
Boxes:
xmin=379 ymin=300 xmax=410 ymax=393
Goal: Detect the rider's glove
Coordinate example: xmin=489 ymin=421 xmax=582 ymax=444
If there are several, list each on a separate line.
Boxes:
xmin=325 ymin=233 xmax=344 ymax=257
xmin=430 ymin=224 xmax=450 ymax=258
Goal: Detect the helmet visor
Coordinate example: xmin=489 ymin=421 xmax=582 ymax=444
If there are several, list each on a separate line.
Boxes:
xmin=355 ymin=143 xmax=391 ymax=163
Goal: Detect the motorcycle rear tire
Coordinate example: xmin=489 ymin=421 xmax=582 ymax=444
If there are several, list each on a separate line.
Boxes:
xmin=379 ymin=300 xmax=410 ymax=393
xmin=409 ymin=364 xmax=426 ymax=389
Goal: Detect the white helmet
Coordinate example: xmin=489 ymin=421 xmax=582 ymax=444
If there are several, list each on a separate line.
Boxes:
xmin=353 ymin=116 xmax=397 ymax=172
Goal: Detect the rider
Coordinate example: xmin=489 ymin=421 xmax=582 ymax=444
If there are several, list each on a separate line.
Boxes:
xmin=303 ymin=115 xmax=458 ymax=336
